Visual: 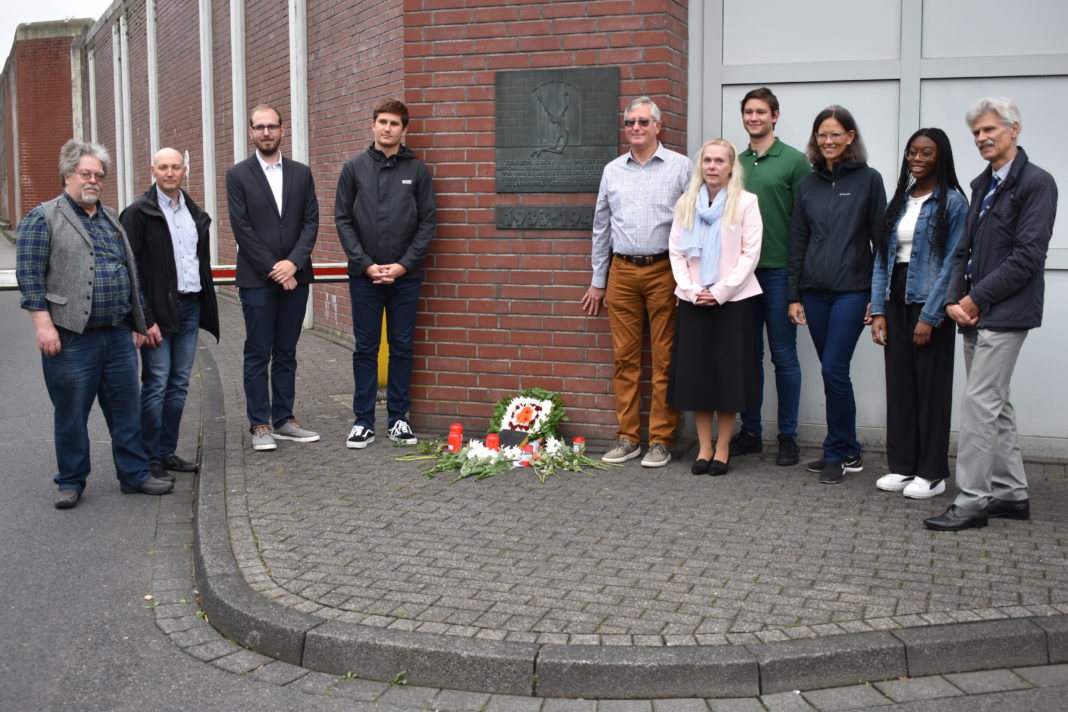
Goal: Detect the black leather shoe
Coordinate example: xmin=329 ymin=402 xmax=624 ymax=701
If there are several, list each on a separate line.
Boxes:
xmin=691 ymin=459 xmax=710 ymax=475
xmin=54 ymin=489 xmax=80 ymax=509
xmin=923 ymin=504 xmax=987 ymax=531
xmin=775 ymin=434 xmax=800 ymax=466
xmin=709 ymin=459 xmax=729 ymax=476
xmin=987 ymin=498 xmax=1030 ymax=520
xmin=162 ymin=454 xmax=197 ymax=472
xmin=150 ymin=462 xmax=176 ymax=482
xmin=121 ymin=476 xmax=174 ymax=495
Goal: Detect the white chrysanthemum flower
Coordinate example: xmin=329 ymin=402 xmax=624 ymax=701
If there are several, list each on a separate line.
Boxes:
xmin=544 ymin=437 xmax=564 ymax=456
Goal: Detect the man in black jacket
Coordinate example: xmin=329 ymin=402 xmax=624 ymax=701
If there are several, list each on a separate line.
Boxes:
xmin=122 ymin=148 xmax=220 ymax=478
xmin=924 ymin=97 xmax=1058 ymax=531
xmin=335 ymin=98 xmax=436 ymax=449
xmin=227 ymin=104 xmax=320 ymax=451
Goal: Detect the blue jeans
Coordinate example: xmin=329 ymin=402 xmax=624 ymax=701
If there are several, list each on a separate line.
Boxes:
xmin=42 ymin=325 xmax=151 ymax=493
xmin=140 ymin=296 xmax=200 ymax=463
xmin=741 ymin=268 xmax=800 ymax=437
xmin=800 ymin=290 xmax=867 ymax=461
xmin=239 ymin=283 xmax=309 ymax=429
xmin=349 ymin=277 xmax=422 ymax=429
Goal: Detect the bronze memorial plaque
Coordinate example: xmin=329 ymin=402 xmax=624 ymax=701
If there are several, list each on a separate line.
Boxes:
xmin=495 ymin=67 xmax=620 ymax=194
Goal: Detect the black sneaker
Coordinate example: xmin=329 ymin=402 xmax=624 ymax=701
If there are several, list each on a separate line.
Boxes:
xmin=346 ymin=423 xmax=375 ymax=449
xmin=805 ymin=451 xmax=863 ymax=473
xmin=775 ymin=434 xmax=799 ymax=466
xmin=819 ymin=460 xmax=846 ymax=484
xmin=729 ymin=429 xmax=763 ymax=457
xmin=388 ymin=419 xmax=418 ymax=445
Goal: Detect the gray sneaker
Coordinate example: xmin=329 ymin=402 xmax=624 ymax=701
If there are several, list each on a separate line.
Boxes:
xmin=641 ymin=442 xmax=672 ymax=468
xmin=602 ymin=438 xmax=641 ymax=463
xmin=251 ymin=425 xmax=277 ymax=451
xmin=272 ymin=419 xmax=320 ymax=442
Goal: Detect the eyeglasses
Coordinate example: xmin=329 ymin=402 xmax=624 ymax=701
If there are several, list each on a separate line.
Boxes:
xmin=816 ymin=132 xmax=846 ymax=142
xmin=75 ymin=170 xmax=106 ymax=181
xmin=623 ymin=118 xmax=654 ymax=128
xmin=251 ymin=123 xmax=281 ymax=133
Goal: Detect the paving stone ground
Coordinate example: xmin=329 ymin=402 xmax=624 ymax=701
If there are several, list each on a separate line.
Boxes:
xmin=204 ymin=296 xmax=1068 ymax=647
xmin=139 ymin=293 xmax=1068 ymax=710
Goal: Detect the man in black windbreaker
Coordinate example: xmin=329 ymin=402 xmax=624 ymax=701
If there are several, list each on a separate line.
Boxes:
xmin=123 ymin=147 xmax=219 ymax=478
xmin=335 ymin=98 xmax=436 ymax=450
xmin=924 ymin=97 xmax=1058 ymax=531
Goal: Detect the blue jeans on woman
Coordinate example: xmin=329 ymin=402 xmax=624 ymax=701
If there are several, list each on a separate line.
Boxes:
xmin=801 ymin=290 xmax=867 ymax=462
xmin=140 ymin=296 xmax=200 ymax=463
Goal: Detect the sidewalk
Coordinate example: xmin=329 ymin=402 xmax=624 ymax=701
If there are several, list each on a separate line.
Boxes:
xmin=195 ymin=294 xmax=1068 ymax=703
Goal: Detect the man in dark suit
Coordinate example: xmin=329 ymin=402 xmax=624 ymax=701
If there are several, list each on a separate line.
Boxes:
xmin=226 ymin=104 xmax=320 ymax=451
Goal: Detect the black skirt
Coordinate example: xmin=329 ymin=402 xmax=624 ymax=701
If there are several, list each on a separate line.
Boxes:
xmin=667 ymin=297 xmax=759 ymax=413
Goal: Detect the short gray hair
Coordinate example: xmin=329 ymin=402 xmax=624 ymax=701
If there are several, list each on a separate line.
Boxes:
xmin=59 ymin=139 xmax=111 ymax=184
xmin=966 ymin=97 xmax=1021 ymax=129
xmin=624 ymin=96 xmax=661 ymax=121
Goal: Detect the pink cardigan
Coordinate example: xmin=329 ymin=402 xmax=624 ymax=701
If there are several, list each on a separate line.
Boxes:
xmin=668 ymin=190 xmax=763 ymax=305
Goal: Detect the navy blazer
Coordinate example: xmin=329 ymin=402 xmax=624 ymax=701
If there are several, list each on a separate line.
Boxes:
xmin=225 ymin=154 xmax=319 ymax=288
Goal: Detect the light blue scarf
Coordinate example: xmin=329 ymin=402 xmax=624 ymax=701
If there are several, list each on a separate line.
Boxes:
xmin=678 ymin=185 xmax=724 ymax=289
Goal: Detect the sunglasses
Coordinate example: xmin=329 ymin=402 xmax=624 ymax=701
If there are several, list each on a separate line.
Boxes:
xmin=623 ymin=118 xmax=654 ymax=128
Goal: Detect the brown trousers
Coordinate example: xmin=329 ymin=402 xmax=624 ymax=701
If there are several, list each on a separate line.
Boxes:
xmin=605 ymin=255 xmax=678 ymax=445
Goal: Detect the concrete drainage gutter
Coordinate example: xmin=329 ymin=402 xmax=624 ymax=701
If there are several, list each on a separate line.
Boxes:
xmin=191 ymin=347 xmax=1068 ymax=700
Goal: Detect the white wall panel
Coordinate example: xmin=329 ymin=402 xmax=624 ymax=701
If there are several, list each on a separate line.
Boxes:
xmin=922 ymin=0 xmax=1066 ymax=58
xmin=723 ymin=0 xmax=901 ymax=65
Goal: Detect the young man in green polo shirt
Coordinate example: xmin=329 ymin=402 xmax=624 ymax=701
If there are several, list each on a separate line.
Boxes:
xmin=730 ymin=87 xmax=811 ymax=466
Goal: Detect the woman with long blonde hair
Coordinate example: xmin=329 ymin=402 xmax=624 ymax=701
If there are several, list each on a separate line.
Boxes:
xmin=667 ymin=139 xmax=763 ymax=476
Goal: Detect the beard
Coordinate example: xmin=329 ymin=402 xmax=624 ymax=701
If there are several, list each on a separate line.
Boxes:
xmin=80 ymin=190 xmax=100 ymax=204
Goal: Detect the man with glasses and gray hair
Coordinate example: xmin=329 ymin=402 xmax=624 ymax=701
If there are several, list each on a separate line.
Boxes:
xmin=581 ymin=96 xmax=692 ymax=467
xmin=16 ymin=139 xmax=174 ymax=508
xmin=924 ymin=97 xmax=1058 ymax=531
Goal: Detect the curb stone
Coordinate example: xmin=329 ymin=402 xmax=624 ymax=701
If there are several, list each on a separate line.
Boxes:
xmin=191 ymin=336 xmax=1068 ymax=700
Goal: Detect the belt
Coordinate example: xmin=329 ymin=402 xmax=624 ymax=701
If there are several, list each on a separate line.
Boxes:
xmin=179 ymin=292 xmax=200 ymax=300
xmin=615 ymin=252 xmax=669 ymax=266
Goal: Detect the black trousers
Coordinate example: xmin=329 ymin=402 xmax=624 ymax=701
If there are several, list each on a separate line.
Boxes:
xmin=883 ymin=263 xmax=956 ymax=480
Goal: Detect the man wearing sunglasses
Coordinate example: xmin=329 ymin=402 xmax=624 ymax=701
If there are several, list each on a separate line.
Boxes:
xmin=581 ymin=96 xmax=692 ymax=467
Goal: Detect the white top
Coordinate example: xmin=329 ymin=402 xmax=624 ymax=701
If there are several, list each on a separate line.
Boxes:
xmin=256 ymin=151 xmax=284 ymax=216
xmin=895 ymin=192 xmax=932 ymax=264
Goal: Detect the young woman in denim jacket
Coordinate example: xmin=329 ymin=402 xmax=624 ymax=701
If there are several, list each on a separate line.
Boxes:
xmin=869 ymin=128 xmax=968 ymax=499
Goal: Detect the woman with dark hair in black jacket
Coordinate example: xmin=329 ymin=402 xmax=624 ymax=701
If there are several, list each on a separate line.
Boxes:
xmin=787 ymin=105 xmax=886 ymax=485
xmin=870 ymin=128 xmax=968 ymax=500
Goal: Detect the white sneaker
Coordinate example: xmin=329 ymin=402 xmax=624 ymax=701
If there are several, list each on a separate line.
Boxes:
xmin=876 ymin=473 xmax=913 ymax=492
xmin=903 ymin=477 xmax=946 ymax=499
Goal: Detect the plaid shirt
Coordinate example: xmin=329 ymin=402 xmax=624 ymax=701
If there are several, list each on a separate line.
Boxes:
xmin=590 ymin=143 xmax=692 ymax=288
xmin=17 ymin=194 xmax=133 ymax=328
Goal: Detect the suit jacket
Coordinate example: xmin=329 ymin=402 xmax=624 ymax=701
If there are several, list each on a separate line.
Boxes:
xmin=225 ymin=154 xmax=319 ymax=288
xmin=669 ymin=191 xmax=764 ymax=305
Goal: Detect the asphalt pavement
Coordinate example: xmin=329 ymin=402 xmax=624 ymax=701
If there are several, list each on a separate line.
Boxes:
xmin=4 ymin=229 xmax=1068 ymax=710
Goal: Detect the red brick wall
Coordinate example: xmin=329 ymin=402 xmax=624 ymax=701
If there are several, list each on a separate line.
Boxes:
xmin=87 ymin=23 xmax=118 ymax=210
xmin=14 ymin=36 xmax=75 ymax=216
xmin=305 ymin=0 xmax=406 ymax=330
xmin=25 ymin=0 xmax=689 ymax=443
xmin=404 ymin=0 xmax=689 ymax=440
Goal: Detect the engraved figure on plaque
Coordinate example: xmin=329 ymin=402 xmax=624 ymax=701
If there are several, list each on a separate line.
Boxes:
xmin=530 ymin=83 xmax=575 ymax=158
